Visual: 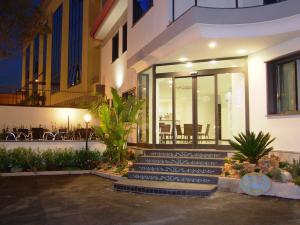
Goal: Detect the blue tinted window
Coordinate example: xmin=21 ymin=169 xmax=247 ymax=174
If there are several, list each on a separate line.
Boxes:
xmin=51 ymin=5 xmax=63 ymax=93
xmin=43 ymin=33 xmax=47 ymax=84
xmin=33 ymin=34 xmax=39 ymax=93
xmin=133 ymin=0 xmax=153 ymax=24
xmin=68 ymin=0 xmax=83 ymax=87
xmin=25 ymin=46 xmax=30 ymax=91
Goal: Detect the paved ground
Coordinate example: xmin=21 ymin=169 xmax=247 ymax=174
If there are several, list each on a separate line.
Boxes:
xmin=0 ymin=175 xmax=300 ymax=225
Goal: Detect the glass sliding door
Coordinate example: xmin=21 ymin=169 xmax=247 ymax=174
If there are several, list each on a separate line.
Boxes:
xmin=137 ymin=68 xmax=153 ymax=144
xmin=175 ymin=77 xmax=193 ymax=145
xmin=197 ymin=76 xmax=215 ymax=144
xmin=217 ymin=73 xmax=246 ymax=144
xmin=156 ymin=78 xmax=173 ymax=144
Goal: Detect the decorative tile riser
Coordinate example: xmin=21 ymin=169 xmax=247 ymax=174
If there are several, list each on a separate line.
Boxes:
xmin=138 ymin=158 xmax=224 ymax=166
xmin=134 ymin=165 xmax=222 ymax=175
xmin=128 ymin=173 xmax=218 ymax=184
xmin=114 ymin=183 xmax=215 ymax=197
xmin=144 ymin=152 xmax=227 ymax=158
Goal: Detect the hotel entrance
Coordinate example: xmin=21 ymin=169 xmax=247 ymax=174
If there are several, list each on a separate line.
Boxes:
xmin=138 ymin=57 xmax=248 ymax=149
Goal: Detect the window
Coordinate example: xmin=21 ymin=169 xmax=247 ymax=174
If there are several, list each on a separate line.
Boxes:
xmin=68 ymin=0 xmax=83 ymax=87
xmin=133 ymin=0 xmax=153 ymax=24
xmin=122 ymin=23 xmax=127 ymax=53
xmin=112 ymin=32 xmax=119 ymax=62
xmin=267 ymin=54 xmax=300 ymax=114
xmin=33 ymin=34 xmax=39 ymax=94
xmin=51 ymin=5 xmax=63 ymax=93
xmin=25 ymin=46 xmax=30 ymax=91
xmin=43 ymin=33 xmax=47 ymax=84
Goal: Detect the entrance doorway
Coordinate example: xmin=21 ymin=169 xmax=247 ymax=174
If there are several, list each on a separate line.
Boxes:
xmin=156 ymin=71 xmax=246 ymax=148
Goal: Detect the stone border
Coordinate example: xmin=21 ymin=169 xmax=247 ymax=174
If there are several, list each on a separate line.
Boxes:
xmin=0 ymin=170 xmax=123 ymax=182
xmin=218 ymin=176 xmax=300 ymax=200
xmin=91 ymin=170 xmax=123 ymax=181
xmin=0 ymin=170 xmax=91 ymax=177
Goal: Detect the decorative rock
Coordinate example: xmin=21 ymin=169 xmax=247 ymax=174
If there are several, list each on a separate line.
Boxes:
xmin=240 ymin=173 xmax=272 ymax=196
xmin=281 ymin=170 xmax=293 ymax=183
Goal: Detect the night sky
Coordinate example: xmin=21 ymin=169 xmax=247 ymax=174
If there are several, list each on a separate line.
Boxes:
xmin=0 ymin=54 xmax=22 ymax=92
xmin=0 ymin=0 xmax=41 ymax=93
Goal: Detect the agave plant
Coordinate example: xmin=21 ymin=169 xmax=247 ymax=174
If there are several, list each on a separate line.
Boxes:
xmin=90 ymin=88 xmax=144 ymax=164
xmin=229 ymin=131 xmax=275 ymax=164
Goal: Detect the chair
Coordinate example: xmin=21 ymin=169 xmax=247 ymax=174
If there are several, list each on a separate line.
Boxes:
xmin=159 ymin=124 xmax=171 ymax=144
xmin=175 ymin=125 xmax=183 ymax=143
xmin=17 ymin=129 xmax=30 ymax=140
xmin=198 ymin=124 xmax=210 ymax=143
xmin=183 ymin=124 xmax=193 ymax=143
xmin=54 ymin=128 xmax=68 ymax=140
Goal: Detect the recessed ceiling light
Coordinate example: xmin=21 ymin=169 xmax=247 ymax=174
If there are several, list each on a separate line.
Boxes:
xmin=208 ymin=42 xmax=217 ymax=49
xmin=178 ymin=57 xmax=188 ymax=62
xmin=209 ymin=60 xmax=217 ymax=64
xmin=236 ymin=49 xmax=247 ymax=54
xmin=185 ymin=62 xmax=193 ymax=68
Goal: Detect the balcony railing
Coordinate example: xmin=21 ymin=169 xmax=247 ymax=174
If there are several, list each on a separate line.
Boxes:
xmin=172 ymin=0 xmax=287 ymax=21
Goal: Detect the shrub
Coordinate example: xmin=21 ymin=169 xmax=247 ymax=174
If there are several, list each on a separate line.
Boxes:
xmin=269 ymin=168 xmax=283 ymax=182
xmin=286 ymin=158 xmax=300 ymax=178
xmin=0 ymin=148 xmax=102 ymax=172
xmin=293 ymin=176 xmax=300 ymax=186
xmin=229 ymin=131 xmax=275 ymax=164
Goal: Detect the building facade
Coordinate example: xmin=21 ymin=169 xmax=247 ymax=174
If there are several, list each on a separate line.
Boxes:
xmin=21 ymin=0 xmax=102 ymax=107
xmin=91 ymin=0 xmax=300 ymax=154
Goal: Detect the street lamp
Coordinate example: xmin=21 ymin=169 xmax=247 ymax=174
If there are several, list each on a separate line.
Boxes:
xmin=83 ymin=114 xmax=92 ymax=152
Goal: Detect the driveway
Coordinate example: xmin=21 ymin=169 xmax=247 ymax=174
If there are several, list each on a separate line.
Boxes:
xmin=0 ymin=175 xmax=300 ymax=225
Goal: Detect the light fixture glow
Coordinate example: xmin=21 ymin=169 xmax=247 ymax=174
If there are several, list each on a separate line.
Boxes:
xmin=168 ymin=80 xmax=173 ymax=84
xmin=185 ymin=62 xmax=193 ymax=68
xmin=209 ymin=60 xmax=217 ymax=64
xmin=35 ymin=79 xmax=39 ymax=82
xmin=231 ymin=65 xmax=238 ymax=68
xmin=178 ymin=57 xmax=188 ymax=62
xmin=236 ymin=49 xmax=248 ymax=54
xmin=84 ymin=114 xmax=92 ymax=123
xmin=208 ymin=42 xmax=217 ymax=49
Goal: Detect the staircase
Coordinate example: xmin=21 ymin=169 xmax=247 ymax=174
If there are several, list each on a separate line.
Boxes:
xmin=114 ymin=149 xmax=227 ymax=197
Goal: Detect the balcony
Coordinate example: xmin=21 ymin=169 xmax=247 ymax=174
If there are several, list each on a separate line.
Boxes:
xmin=172 ymin=0 xmax=287 ymax=21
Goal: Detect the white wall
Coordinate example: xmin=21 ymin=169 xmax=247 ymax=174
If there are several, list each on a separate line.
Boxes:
xmin=0 ymin=106 xmax=98 ymax=131
xmin=248 ymin=37 xmax=300 ymax=153
xmin=127 ymin=0 xmax=172 ymax=60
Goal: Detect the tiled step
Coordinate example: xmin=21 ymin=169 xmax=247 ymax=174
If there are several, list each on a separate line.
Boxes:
xmin=138 ymin=156 xmax=224 ymax=166
xmin=134 ymin=163 xmax=223 ymax=175
xmin=128 ymin=171 xmax=218 ymax=184
xmin=114 ymin=179 xmax=217 ymax=197
xmin=143 ymin=149 xmax=227 ymax=158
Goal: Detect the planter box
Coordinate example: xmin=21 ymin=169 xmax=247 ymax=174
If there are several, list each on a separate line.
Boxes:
xmin=218 ymin=176 xmax=300 ymax=199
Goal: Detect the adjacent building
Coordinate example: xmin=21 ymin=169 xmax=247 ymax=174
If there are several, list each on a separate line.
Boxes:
xmin=21 ymin=0 xmax=102 ymax=107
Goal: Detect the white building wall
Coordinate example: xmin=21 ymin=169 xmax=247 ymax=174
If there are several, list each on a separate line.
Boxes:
xmin=248 ymin=37 xmax=300 ymax=153
xmin=127 ymin=0 xmax=172 ymax=59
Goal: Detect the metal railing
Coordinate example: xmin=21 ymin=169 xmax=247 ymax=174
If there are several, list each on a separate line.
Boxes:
xmin=172 ymin=0 xmax=287 ymax=21
xmin=0 ymin=86 xmax=99 ymax=108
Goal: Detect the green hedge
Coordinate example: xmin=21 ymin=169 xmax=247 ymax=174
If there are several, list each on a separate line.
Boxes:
xmin=0 ymin=148 xmax=102 ymax=172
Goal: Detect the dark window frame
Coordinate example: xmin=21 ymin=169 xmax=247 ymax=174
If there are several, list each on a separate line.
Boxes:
xmin=112 ymin=32 xmax=119 ymax=62
xmin=267 ymin=52 xmax=300 ymax=115
xmin=132 ymin=0 xmax=153 ymax=26
xmin=122 ymin=23 xmax=127 ymax=53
